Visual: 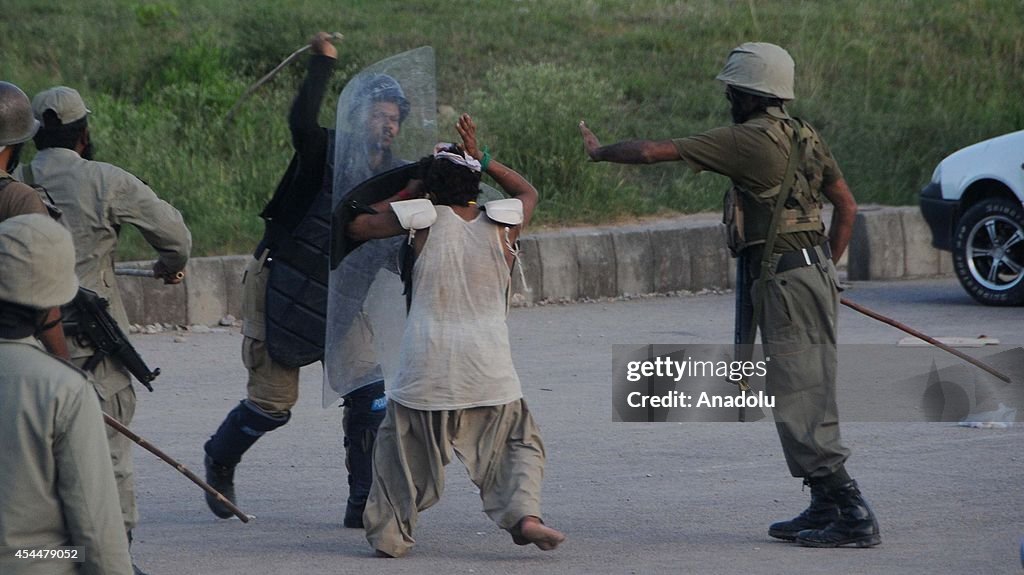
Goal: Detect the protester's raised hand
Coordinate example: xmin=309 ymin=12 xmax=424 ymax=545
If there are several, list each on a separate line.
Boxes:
xmin=455 ymin=114 xmax=481 ymax=161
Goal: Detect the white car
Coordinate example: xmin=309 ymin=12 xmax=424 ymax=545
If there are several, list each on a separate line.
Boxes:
xmin=920 ymin=130 xmax=1024 ymax=305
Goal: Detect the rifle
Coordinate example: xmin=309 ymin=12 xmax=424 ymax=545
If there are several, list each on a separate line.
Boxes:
xmin=733 ymin=254 xmax=766 ymax=422
xmin=63 ymin=287 xmax=161 ymax=391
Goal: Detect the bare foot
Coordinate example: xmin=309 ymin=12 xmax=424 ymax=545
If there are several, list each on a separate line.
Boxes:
xmin=514 ymin=516 xmax=566 ymax=551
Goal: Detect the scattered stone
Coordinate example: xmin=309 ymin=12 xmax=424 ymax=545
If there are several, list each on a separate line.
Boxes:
xmin=173 ymin=336 xmax=188 ymax=343
xmin=219 ymin=314 xmax=236 ymax=326
xmin=189 ymin=324 xmax=212 ymax=334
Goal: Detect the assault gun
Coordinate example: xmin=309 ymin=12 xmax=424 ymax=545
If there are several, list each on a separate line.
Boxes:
xmin=63 ymin=287 xmax=161 ymax=392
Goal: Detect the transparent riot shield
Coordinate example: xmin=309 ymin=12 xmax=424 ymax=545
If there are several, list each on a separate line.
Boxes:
xmin=323 ymin=47 xmax=436 ymax=406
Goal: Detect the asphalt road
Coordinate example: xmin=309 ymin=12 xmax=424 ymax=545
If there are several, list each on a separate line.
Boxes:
xmin=125 ymin=277 xmax=1023 ymax=574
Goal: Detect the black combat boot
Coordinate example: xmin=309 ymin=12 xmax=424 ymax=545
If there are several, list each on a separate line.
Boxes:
xmin=204 ymin=455 xmax=237 ymax=519
xmin=796 ymin=480 xmax=881 ymax=548
xmin=342 ymin=382 xmax=386 ymax=529
xmin=203 ymin=400 xmax=290 ymax=519
xmin=768 ymin=479 xmax=839 ymax=541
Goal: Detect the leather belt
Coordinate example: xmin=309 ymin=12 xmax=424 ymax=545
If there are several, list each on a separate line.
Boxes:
xmin=775 ymin=242 xmax=832 ymax=276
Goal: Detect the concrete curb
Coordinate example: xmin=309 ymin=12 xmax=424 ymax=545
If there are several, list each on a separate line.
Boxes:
xmin=119 ymin=206 xmax=949 ymax=325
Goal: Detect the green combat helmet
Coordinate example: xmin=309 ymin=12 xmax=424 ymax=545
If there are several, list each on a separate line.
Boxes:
xmin=0 ymin=82 xmax=39 ymax=148
xmin=715 ymin=42 xmax=795 ymax=101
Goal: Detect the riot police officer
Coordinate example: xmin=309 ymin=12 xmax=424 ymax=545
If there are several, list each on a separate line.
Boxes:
xmin=203 ymin=32 xmax=409 ymax=529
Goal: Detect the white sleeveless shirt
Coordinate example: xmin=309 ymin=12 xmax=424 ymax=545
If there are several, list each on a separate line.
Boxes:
xmin=387 ymin=206 xmax=522 ymax=410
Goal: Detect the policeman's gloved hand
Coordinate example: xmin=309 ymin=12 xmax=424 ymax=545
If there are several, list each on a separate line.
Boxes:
xmin=152 ymin=261 xmax=185 ymax=285
xmin=310 ymin=31 xmax=338 ymax=59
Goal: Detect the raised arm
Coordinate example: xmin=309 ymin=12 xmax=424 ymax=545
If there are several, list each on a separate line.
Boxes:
xmin=288 ymin=32 xmax=338 ymax=154
xmin=456 ymin=114 xmax=539 ymax=229
xmin=579 ymin=120 xmax=680 ymax=164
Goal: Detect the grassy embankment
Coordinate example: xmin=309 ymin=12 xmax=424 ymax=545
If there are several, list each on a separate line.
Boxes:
xmin=3 ymin=0 xmax=1021 ymax=258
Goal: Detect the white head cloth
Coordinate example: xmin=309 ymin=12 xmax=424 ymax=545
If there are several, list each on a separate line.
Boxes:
xmin=433 ymin=142 xmax=481 ymax=173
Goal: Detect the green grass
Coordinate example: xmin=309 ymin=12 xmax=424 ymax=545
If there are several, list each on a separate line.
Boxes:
xmin=3 ymin=0 xmax=1022 ymax=258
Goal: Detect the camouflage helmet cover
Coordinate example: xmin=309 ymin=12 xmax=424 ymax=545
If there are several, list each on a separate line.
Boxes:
xmin=715 ymin=42 xmax=795 ymax=100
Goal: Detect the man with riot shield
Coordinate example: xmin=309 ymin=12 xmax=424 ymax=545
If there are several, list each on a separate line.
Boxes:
xmin=22 ymin=84 xmax=192 ymax=574
xmin=579 ymin=43 xmax=879 ymax=548
xmin=203 ymin=32 xmax=433 ymax=529
xmin=346 ymin=115 xmax=565 ymax=558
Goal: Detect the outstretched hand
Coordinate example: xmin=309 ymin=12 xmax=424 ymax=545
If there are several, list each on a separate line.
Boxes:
xmin=578 ymin=120 xmax=602 ymax=161
xmin=455 ymin=113 xmax=482 ymax=161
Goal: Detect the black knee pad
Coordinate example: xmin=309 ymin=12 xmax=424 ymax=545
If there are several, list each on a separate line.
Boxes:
xmin=205 ymin=400 xmax=291 ymax=467
xmin=343 ymin=381 xmax=386 ymax=434
xmin=237 ymin=399 xmax=291 ymax=434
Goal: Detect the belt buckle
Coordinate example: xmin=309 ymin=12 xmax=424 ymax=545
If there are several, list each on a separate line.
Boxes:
xmin=802 ymin=248 xmax=812 ymax=266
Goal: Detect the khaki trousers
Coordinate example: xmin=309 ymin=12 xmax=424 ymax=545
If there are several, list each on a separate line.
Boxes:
xmin=752 ymin=250 xmax=851 ymax=479
xmin=240 ymin=254 xmax=301 ymax=414
xmin=72 ymin=355 xmax=138 ymax=531
xmin=364 ymin=399 xmax=545 ymax=557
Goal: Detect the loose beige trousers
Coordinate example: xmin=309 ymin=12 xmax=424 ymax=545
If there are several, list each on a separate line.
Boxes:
xmin=364 ymin=399 xmax=545 ymax=557
xmin=71 ymin=355 xmax=138 ymax=532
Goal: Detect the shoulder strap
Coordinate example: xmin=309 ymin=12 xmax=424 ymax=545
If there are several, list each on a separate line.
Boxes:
xmin=743 ymin=121 xmax=807 ymax=381
xmin=758 ymin=121 xmax=806 ymax=280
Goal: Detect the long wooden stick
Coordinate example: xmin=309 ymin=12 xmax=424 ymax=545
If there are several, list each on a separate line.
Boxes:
xmin=103 ymin=414 xmax=252 ymax=523
xmin=223 ymin=32 xmax=343 ymax=125
xmin=840 ymin=298 xmax=1011 ymax=383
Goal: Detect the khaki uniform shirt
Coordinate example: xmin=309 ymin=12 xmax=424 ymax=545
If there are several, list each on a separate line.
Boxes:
xmin=0 ymin=337 xmax=132 ymax=575
xmin=672 ymin=108 xmax=842 ymax=254
xmin=0 ymin=168 xmax=47 ymax=221
xmin=18 ymin=148 xmax=191 ymax=363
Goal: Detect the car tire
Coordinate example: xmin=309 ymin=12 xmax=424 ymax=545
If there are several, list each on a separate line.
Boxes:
xmin=952 ymin=197 xmax=1024 ymax=306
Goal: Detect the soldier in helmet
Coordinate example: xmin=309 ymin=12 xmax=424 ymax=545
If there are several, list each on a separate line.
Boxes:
xmin=202 ymin=32 xmax=408 ymax=529
xmin=0 ymin=214 xmax=133 ymax=575
xmin=579 ymin=43 xmax=879 ymax=548
xmin=0 ymin=81 xmax=68 ymax=359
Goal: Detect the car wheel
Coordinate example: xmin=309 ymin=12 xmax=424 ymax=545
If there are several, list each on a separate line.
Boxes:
xmin=952 ymin=198 xmax=1024 ymax=305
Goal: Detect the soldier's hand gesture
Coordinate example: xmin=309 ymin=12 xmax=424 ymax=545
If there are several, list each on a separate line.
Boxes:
xmin=578 ymin=120 xmax=603 ymax=161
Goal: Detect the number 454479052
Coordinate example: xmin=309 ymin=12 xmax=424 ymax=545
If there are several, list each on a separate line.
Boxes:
xmin=15 ymin=547 xmax=80 ymax=560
